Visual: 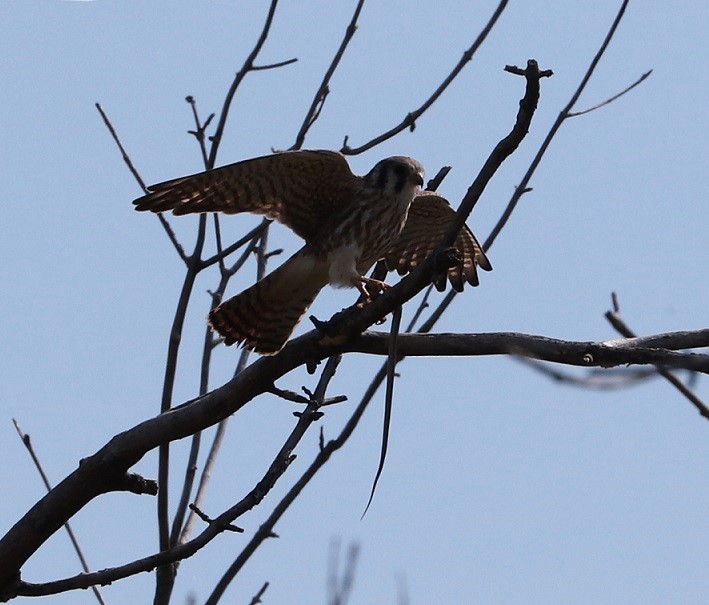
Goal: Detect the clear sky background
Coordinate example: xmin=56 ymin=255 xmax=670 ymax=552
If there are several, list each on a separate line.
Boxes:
xmin=2 ymin=1 xmax=708 ymax=604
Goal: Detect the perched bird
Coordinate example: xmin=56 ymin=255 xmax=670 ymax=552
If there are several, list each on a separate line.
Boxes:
xmin=134 ymin=150 xmax=491 ymax=354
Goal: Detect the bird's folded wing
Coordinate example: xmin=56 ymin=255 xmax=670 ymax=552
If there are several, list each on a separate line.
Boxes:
xmin=384 ymin=191 xmax=492 ymax=291
xmin=133 ymin=149 xmax=356 ymax=242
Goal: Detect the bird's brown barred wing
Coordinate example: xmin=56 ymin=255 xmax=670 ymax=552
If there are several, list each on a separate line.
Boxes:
xmin=384 ymin=191 xmax=492 ymax=291
xmin=133 ymin=149 xmax=357 ymax=242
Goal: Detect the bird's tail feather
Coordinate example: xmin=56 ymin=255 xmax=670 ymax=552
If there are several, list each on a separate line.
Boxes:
xmin=209 ymin=250 xmax=328 ymax=355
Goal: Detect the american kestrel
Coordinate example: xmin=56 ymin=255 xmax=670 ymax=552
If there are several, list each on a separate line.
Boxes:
xmin=134 ymin=150 xmax=491 ymax=354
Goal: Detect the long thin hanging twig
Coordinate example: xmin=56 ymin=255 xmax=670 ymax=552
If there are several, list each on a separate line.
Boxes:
xmin=361 ymin=306 xmax=402 ymax=517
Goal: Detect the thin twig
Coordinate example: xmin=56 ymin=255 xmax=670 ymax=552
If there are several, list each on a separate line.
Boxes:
xmin=154 ymin=214 xmax=207 ymax=603
xmin=185 ymin=96 xmax=213 ymax=168
xmin=253 ymin=57 xmax=298 ymax=71
xmin=340 ymin=0 xmax=509 ymax=154
xmin=568 ymin=69 xmax=652 ymax=117
xmin=12 ymin=420 xmax=107 ymax=605
xmin=327 ymin=540 xmax=360 ymax=605
xmin=483 ymin=0 xmax=633 ymax=251
xmin=404 ymin=286 xmax=433 ymax=333
xmin=292 ymin=0 xmax=366 ymax=149
xmin=248 ymin=582 xmax=270 ymax=605
xmin=425 ymin=166 xmax=451 ymax=192
xmin=516 ymin=356 xmax=659 ymax=388
xmin=206 ymin=0 xmax=282 ymax=168
xmin=95 ymin=103 xmax=147 ymax=191
xmin=95 ymin=102 xmax=188 ymax=263
xmin=605 ymin=293 xmax=709 ymax=418
xmin=200 ymin=220 xmax=270 ymax=269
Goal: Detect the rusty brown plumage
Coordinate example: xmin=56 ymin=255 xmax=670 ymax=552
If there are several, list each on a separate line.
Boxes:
xmin=384 ymin=191 xmax=491 ymax=292
xmin=134 ymin=150 xmax=491 ymax=354
xmin=134 ymin=150 xmax=355 ymax=241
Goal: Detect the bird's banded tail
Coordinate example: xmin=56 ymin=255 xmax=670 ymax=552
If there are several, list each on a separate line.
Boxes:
xmin=209 ymin=250 xmax=328 ymax=355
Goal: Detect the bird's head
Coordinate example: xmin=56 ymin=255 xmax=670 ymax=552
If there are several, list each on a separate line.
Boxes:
xmin=364 ymin=156 xmax=424 ymax=198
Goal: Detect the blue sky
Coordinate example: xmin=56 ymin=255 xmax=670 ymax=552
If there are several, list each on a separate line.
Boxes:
xmin=2 ymin=1 xmax=708 ymax=603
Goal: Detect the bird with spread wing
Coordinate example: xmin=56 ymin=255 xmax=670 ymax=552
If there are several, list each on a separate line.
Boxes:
xmin=134 ymin=149 xmax=491 ymax=354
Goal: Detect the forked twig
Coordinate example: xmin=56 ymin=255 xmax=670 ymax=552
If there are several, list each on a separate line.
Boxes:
xmin=484 ymin=0 xmax=636 ymax=250
xmin=292 ymin=0 xmax=366 ymax=149
xmin=207 ymin=0 xmax=282 ymax=168
xmin=418 ymin=0 xmax=641 ymax=346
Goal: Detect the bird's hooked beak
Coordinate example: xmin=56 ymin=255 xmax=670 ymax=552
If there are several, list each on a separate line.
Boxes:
xmin=410 ymin=171 xmax=424 ymax=187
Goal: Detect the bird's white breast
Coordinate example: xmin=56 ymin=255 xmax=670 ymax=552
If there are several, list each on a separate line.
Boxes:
xmin=327 ymin=242 xmax=362 ymax=288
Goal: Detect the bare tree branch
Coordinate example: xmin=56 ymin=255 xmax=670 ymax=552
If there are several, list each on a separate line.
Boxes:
xmin=327 ymin=540 xmax=360 ymax=605
xmin=95 ymin=102 xmax=188 ymax=263
xmin=568 ymin=69 xmax=652 ymax=117
xmin=185 ymin=96 xmax=213 ymax=168
xmin=340 ymin=0 xmax=509 ymax=154
xmin=291 ymin=0 xmax=367 ymax=149
xmin=206 ymin=0 xmax=282 ymax=168
xmin=415 ymin=0 xmax=639 ymax=356
xmin=12 ymin=421 xmax=107 ymax=605
xmin=6 ymin=324 xmax=706 ymax=600
xmin=605 ymin=293 xmax=709 ymax=418
xmin=345 ymin=331 xmax=709 ymax=373
xmin=154 ymin=215 xmax=207 ymax=603
xmin=3 ymin=57 xmax=546 ymax=597
xmin=515 ymin=357 xmax=660 ymax=389
xmin=253 ymin=57 xmax=298 ymax=71
xmin=484 ymin=0 xmax=633 ymax=250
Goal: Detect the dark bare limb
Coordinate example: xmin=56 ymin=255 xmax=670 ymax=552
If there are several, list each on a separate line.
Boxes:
xmin=4 ymin=323 xmax=707 ymax=599
xmin=346 ymin=331 xmax=709 ymax=373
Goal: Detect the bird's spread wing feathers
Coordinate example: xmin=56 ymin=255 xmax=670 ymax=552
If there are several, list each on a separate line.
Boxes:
xmin=384 ymin=191 xmax=492 ymax=291
xmin=133 ymin=149 xmax=356 ymax=242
